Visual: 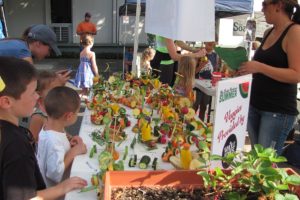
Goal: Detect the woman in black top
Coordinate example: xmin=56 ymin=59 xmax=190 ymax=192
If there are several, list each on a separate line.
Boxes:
xmin=239 ymin=0 xmax=300 ymax=155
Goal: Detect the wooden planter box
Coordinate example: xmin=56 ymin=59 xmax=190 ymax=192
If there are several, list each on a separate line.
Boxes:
xmin=104 ymin=169 xmax=300 ymax=200
xmin=104 ymin=170 xmax=203 ymax=199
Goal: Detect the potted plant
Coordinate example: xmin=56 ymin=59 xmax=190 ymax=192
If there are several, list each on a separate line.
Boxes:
xmin=104 ymin=144 xmax=300 ymax=200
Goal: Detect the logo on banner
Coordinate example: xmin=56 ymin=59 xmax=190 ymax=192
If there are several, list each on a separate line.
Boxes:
xmin=239 ymin=82 xmax=250 ymax=98
xmin=222 ymin=134 xmax=237 ymax=168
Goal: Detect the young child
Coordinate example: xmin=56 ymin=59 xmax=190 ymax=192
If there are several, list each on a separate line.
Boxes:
xmin=140 ymin=47 xmax=155 ymax=74
xmin=124 ymin=47 xmax=133 ymax=73
xmin=0 ymin=57 xmax=87 ymax=200
xmin=37 ymin=86 xmax=87 ymax=187
xmin=194 ymin=41 xmax=220 ymax=121
xmin=173 ymin=55 xmax=196 ymax=101
xmin=29 ymin=70 xmax=62 ymax=141
xmin=75 ymin=34 xmax=99 ymax=98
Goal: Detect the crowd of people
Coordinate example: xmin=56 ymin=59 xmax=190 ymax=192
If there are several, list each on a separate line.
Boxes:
xmin=1 ymin=0 xmax=300 ymax=199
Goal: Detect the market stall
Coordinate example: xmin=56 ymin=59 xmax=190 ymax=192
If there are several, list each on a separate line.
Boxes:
xmin=65 ymin=74 xmax=212 ymax=199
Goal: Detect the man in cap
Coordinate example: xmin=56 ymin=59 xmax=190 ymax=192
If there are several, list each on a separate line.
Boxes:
xmin=76 ymin=12 xmax=97 ymax=42
xmin=0 ymin=24 xmax=69 ymax=85
xmin=0 ymin=24 xmax=61 ymax=63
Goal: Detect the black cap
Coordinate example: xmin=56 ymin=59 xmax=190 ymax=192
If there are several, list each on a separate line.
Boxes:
xmin=85 ymin=12 xmax=92 ymax=18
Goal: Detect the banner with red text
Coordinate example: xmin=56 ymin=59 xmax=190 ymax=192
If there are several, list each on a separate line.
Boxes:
xmin=210 ymin=74 xmax=252 ymax=168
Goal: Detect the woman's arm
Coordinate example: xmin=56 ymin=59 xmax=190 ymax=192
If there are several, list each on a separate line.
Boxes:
xmin=90 ymin=52 xmax=99 ymax=76
xmin=175 ymin=40 xmax=199 ymax=52
xmin=239 ymin=25 xmax=300 ymax=83
xmin=165 ymin=38 xmax=206 ymax=61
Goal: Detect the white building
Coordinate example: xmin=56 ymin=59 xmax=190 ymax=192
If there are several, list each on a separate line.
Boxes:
xmin=2 ymin=0 xmax=148 ymax=50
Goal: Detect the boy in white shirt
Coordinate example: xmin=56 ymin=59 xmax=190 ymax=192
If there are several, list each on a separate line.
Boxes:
xmin=37 ymin=86 xmax=87 ymax=187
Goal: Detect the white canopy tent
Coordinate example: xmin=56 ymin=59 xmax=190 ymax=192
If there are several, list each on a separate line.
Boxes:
xmin=130 ymin=0 xmax=215 ymax=75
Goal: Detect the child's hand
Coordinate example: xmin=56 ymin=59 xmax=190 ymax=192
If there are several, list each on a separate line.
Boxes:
xmin=56 ymin=70 xmax=71 ymax=85
xmin=71 ymin=141 xmax=87 ymax=156
xmin=58 ymin=176 xmax=87 ymax=194
xmin=70 ymin=135 xmax=83 ymax=147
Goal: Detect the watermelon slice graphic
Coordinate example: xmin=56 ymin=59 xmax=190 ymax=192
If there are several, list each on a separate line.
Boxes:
xmin=239 ymin=82 xmax=249 ymax=98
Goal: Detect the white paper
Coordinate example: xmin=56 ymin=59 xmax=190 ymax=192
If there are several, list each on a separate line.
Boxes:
xmin=210 ymin=75 xmax=252 ymax=168
xmin=145 ymin=0 xmax=215 ymax=42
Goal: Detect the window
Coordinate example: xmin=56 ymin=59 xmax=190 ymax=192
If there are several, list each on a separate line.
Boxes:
xmin=51 ymin=0 xmax=71 ymax=23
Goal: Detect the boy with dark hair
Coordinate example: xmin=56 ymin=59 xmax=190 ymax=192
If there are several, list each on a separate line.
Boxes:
xmin=0 ymin=57 xmax=87 ymax=200
xmin=37 ymin=86 xmax=87 ymax=187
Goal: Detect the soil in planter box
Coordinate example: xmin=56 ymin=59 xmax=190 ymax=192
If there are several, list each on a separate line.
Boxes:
xmin=111 ymin=186 xmax=205 ymax=200
xmin=110 ymin=186 xmax=264 ymax=200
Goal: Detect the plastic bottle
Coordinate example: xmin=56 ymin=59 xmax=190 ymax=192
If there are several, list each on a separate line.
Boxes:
xmin=180 ymin=143 xmax=192 ymax=170
xmin=141 ymin=123 xmax=152 ymax=141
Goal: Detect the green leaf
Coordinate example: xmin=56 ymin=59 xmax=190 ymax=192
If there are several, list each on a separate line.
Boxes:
xmin=276 ymin=184 xmax=289 ymax=190
xmin=259 ymin=167 xmax=279 ymax=177
xmin=231 ymin=165 xmax=243 ymax=176
xmin=249 ymin=182 xmax=261 ymax=193
xmin=210 ymin=154 xmax=223 ymax=161
xmin=254 ymin=144 xmax=264 ymax=154
xmin=275 ymin=193 xmax=285 ymax=200
xmin=265 ymin=180 xmax=277 ymax=190
xmin=198 ymin=140 xmax=210 ymax=152
xmin=275 ymin=193 xmax=299 ymax=200
xmin=278 ymin=169 xmax=289 ymax=180
xmin=257 ymin=160 xmax=272 ymax=170
xmin=215 ymin=167 xmax=225 ymax=177
xmin=286 ymin=175 xmax=300 ymax=185
xmin=270 ymin=156 xmax=287 ymax=163
xmin=224 ymin=191 xmax=246 ymax=200
xmin=197 ymin=171 xmax=211 ymax=188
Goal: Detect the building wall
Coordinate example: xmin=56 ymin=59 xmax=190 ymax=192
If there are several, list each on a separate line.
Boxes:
xmin=3 ymin=0 xmax=147 ymax=45
xmin=4 ymin=0 xmax=45 ymax=38
xmin=73 ymin=0 xmax=114 ymax=44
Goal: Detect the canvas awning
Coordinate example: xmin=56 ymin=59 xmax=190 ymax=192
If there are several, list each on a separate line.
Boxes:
xmin=121 ymin=0 xmax=254 ymax=17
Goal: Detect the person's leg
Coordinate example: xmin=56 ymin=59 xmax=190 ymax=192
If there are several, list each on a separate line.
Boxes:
xmin=247 ymin=105 xmax=261 ymax=148
xmin=200 ymin=93 xmax=210 ymax=121
xmin=159 ymin=63 xmax=174 ymax=86
xmin=193 ymin=88 xmax=201 ymax=113
xmin=258 ymin=111 xmax=296 ymax=155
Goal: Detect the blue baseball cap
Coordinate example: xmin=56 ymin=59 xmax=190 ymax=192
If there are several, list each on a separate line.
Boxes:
xmin=27 ymin=24 xmax=61 ymax=56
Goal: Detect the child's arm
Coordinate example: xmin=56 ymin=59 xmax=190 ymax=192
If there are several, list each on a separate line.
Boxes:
xmin=29 ymin=114 xmax=45 ymax=142
xmin=90 ymin=52 xmax=99 ymax=76
xmin=64 ymin=141 xmax=87 ymax=169
xmin=35 ymin=177 xmax=87 ymax=199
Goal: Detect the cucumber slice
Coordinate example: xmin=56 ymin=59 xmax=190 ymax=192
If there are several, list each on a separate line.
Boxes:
xmin=152 ymin=157 xmax=158 ymax=170
xmin=128 ymin=154 xmax=137 ymax=167
xmin=139 ymin=155 xmax=151 ymax=169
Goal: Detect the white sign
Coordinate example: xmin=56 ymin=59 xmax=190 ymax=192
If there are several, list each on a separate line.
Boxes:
xmin=210 ymin=74 xmax=252 ymax=168
xmin=122 ymin=16 xmax=129 ymax=24
xmin=145 ymin=0 xmax=215 ymax=42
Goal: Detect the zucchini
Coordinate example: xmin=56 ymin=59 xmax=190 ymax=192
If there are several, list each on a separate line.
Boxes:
xmin=186 ymin=135 xmax=194 ymax=144
xmin=139 ymin=155 xmax=151 ymax=169
xmin=122 ymin=146 xmax=128 ymax=160
xmin=130 ymin=137 xmax=137 ymax=149
xmin=89 ymin=145 xmax=97 ymax=158
xmin=128 ymin=154 xmax=137 ymax=167
xmin=152 ymin=157 xmax=158 ymax=170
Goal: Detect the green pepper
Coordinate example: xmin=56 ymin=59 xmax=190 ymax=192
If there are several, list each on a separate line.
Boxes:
xmin=122 ymin=146 xmax=128 ymax=160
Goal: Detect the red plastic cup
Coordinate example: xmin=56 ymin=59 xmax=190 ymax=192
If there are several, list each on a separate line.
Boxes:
xmin=211 ymin=72 xmax=222 ymax=87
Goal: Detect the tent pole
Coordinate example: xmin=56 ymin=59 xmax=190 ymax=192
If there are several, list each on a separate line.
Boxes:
xmin=132 ymin=0 xmax=141 ymax=77
xmin=122 ymin=3 xmax=128 ymax=77
xmin=0 ymin=5 xmax=8 ymax=37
